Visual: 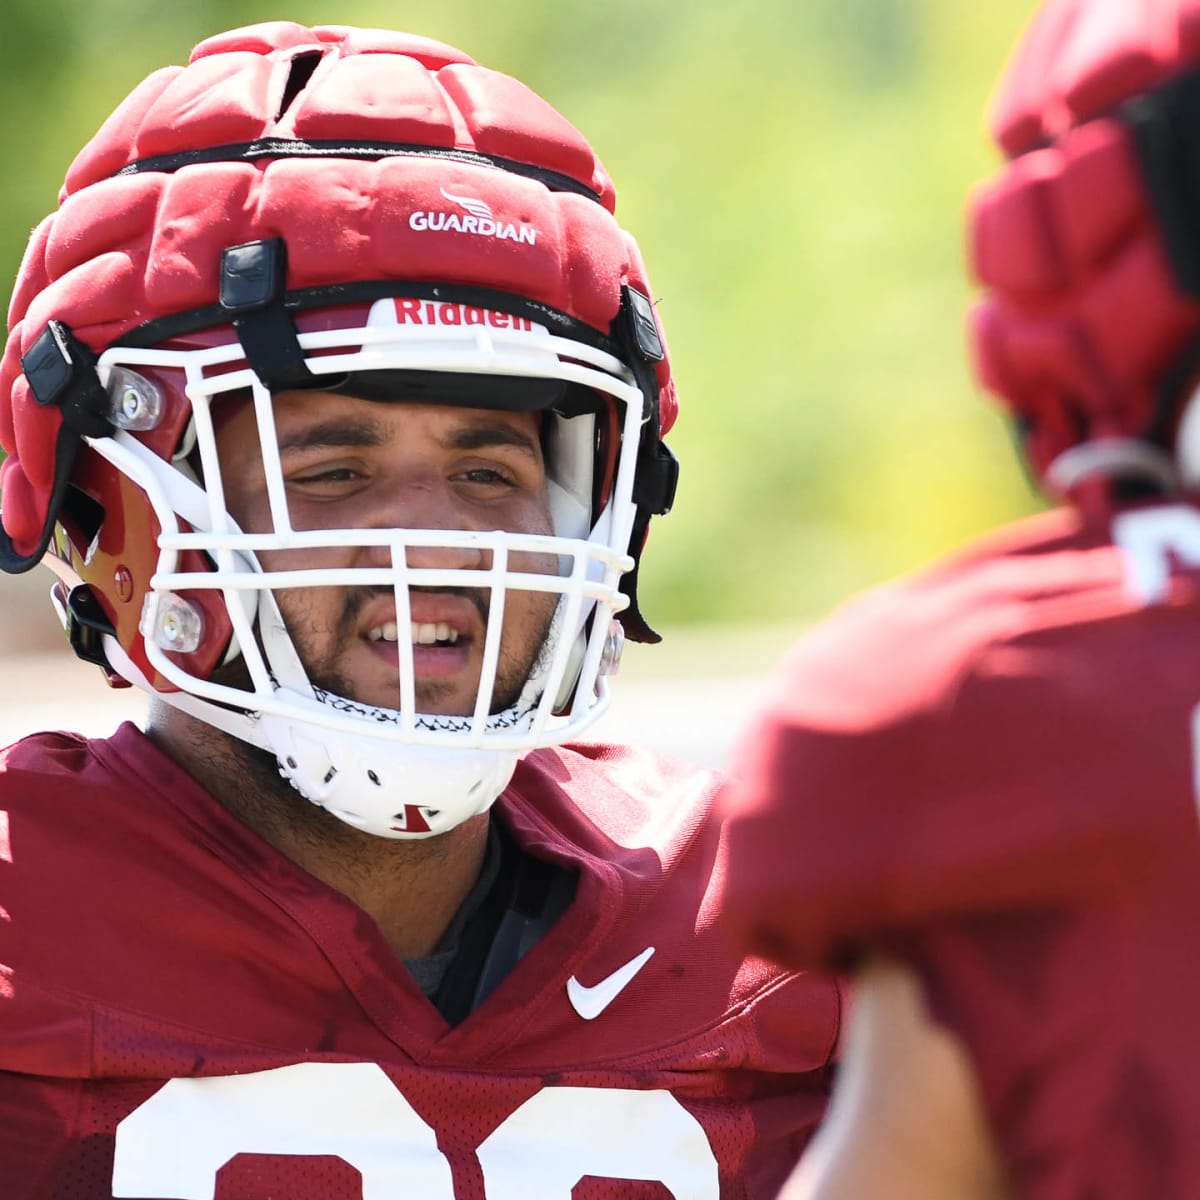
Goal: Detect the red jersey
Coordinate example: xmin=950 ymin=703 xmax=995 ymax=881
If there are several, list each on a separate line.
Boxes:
xmin=719 ymin=500 xmax=1200 ymax=1199
xmin=0 ymin=721 xmax=837 ymax=1199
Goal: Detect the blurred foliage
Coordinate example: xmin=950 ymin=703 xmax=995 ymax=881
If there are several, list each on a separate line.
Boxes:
xmin=0 ymin=0 xmax=1042 ymax=629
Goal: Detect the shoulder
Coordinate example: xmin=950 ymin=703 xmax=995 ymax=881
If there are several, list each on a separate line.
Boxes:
xmin=508 ymin=741 xmax=727 ymax=939
xmin=728 ymin=508 xmax=1133 ymax=850
xmin=0 ymin=725 xmax=198 ymax=908
xmin=0 ymin=725 xmax=193 ymax=1063
xmin=512 ymin=740 xmax=723 ymax=854
xmin=720 ymin=506 xmax=1194 ymax=967
xmin=753 ymin=506 xmax=1127 ymax=739
xmin=507 ymin=745 xmax=844 ymax=1072
xmin=2 ymin=729 xmax=95 ymax=776
xmin=0 ymin=728 xmax=128 ymax=821
xmin=0 ymin=723 xmax=176 ymax=814
xmin=0 ymin=723 xmax=234 ymax=967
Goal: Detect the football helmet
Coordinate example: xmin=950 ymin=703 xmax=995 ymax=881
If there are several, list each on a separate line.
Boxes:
xmin=968 ymin=0 xmax=1200 ymax=495
xmin=0 ymin=23 xmax=679 ymax=838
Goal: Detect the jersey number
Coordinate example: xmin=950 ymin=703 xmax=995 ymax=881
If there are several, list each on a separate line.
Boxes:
xmin=1113 ymin=504 xmax=1200 ymax=808
xmin=112 ymin=1062 xmax=720 ymax=1199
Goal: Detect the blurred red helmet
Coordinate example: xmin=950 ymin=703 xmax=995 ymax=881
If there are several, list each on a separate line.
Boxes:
xmin=968 ymin=0 xmax=1200 ymax=495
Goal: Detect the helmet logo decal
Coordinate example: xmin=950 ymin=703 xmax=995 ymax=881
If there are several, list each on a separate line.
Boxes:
xmin=408 ymin=188 xmax=538 ymax=245
xmin=385 ymin=298 xmax=538 ymax=332
xmin=389 ymin=805 xmax=434 ymax=835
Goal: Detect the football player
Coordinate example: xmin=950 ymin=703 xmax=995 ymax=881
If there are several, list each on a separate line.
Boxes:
xmin=719 ymin=0 xmax=1200 ymax=1196
xmin=0 ymin=23 xmax=840 ymax=1197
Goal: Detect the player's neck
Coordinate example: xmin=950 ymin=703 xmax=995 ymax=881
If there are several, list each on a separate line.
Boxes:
xmin=144 ymin=702 xmax=491 ymax=961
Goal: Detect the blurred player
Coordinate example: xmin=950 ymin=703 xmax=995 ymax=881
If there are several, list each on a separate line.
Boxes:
xmin=720 ymin=0 xmax=1200 ymax=1196
xmin=0 ymin=23 xmax=839 ymax=1196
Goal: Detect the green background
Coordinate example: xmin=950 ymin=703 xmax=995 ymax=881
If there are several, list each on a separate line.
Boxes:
xmin=0 ymin=0 xmax=1042 ymax=642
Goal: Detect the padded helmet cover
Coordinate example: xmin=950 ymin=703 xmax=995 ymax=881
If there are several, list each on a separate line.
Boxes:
xmin=0 ymin=20 xmax=677 ymax=558
xmin=968 ymin=0 xmax=1200 ymax=482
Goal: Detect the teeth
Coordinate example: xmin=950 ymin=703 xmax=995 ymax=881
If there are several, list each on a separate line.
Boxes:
xmin=412 ymin=621 xmax=459 ymax=645
xmin=367 ymin=621 xmax=459 ymax=645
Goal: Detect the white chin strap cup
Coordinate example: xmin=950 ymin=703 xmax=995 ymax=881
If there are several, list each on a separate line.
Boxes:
xmin=103 ymin=635 xmax=527 ymax=841
xmin=260 ymin=692 xmax=521 ymax=839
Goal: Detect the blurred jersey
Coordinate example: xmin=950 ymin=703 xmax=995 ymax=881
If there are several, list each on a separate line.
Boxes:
xmin=720 ymin=498 xmax=1200 ymax=1199
xmin=0 ymin=725 xmax=839 ymax=1199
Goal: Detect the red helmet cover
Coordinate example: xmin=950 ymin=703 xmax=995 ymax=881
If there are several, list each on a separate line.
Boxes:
xmin=1 ymin=22 xmax=675 ymax=558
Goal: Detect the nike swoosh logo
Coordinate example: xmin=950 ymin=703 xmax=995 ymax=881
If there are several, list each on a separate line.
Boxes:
xmin=566 ymin=946 xmax=656 ymax=1020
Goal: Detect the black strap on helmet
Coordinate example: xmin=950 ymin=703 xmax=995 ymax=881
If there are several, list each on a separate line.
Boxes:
xmin=0 ymin=321 xmax=114 ymax=574
xmin=117 ymin=138 xmax=604 ymax=205
xmin=611 ymin=285 xmax=679 ymax=645
xmin=220 ymin=238 xmax=321 ymax=392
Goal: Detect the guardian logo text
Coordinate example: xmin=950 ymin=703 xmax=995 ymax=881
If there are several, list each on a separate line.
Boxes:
xmin=409 ymin=189 xmax=538 ymax=245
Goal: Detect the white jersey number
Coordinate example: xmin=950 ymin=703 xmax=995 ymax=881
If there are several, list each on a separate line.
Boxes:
xmin=1112 ymin=504 xmax=1200 ymax=605
xmin=112 ymin=1062 xmax=720 ymax=1199
xmin=1112 ymin=504 xmax=1200 ymax=809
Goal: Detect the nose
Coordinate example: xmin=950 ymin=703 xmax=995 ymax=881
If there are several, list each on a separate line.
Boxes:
xmin=381 ymin=536 xmax=489 ymax=573
xmin=357 ymin=477 xmax=490 ymax=573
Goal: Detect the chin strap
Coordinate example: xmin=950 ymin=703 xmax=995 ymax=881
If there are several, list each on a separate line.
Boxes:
xmin=101 ymin=581 xmax=583 ymax=840
xmin=102 ymin=633 xmax=271 ymax=748
xmin=104 ymin=630 xmax=523 ymax=840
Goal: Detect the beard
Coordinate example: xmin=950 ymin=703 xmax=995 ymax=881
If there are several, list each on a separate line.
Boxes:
xmin=198 ymin=582 xmax=558 ymax=844
xmin=211 ymin=583 xmax=559 ymax=716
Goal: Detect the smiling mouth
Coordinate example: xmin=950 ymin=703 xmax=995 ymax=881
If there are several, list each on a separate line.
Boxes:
xmin=360 ymin=618 xmax=474 ymax=701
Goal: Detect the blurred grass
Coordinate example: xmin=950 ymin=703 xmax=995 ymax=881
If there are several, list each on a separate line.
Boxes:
xmin=0 ymin=0 xmax=1043 ymax=640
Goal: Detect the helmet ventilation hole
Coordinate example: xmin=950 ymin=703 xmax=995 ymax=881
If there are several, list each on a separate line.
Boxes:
xmin=276 ymin=51 xmax=323 ymax=121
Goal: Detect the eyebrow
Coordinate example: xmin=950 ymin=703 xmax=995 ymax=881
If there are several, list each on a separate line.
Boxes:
xmin=444 ymin=421 xmax=542 ymax=461
xmin=276 ymin=419 xmax=386 ymax=456
xmin=273 ymin=415 xmax=542 ymax=461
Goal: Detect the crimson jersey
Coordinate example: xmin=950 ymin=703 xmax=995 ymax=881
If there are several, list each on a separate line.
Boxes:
xmin=0 ymin=721 xmax=838 ymax=1199
xmin=719 ymin=500 xmax=1200 ymax=1199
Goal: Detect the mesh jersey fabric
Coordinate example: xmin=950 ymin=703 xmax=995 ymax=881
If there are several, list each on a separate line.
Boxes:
xmin=719 ymin=499 xmax=1200 ymax=1199
xmin=0 ymin=723 xmax=839 ymax=1199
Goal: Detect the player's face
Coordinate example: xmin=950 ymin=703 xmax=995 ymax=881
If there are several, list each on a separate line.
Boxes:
xmin=215 ymin=391 xmax=559 ymax=716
